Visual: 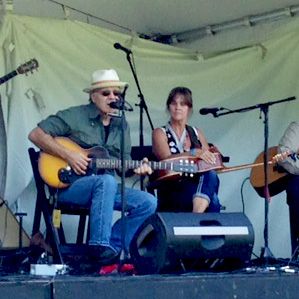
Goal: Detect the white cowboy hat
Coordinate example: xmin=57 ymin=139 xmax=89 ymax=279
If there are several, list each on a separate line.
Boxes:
xmin=83 ymin=69 xmax=128 ymax=93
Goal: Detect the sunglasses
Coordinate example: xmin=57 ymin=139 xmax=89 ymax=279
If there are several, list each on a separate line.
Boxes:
xmin=98 ymin=90 xmax=121 ymax=97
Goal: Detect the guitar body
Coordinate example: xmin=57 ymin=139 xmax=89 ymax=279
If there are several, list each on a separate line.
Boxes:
xmin=250 ymin=146 xmax=289 ymax=197
xmin=38 ymin=137 xmax=110 ymax=188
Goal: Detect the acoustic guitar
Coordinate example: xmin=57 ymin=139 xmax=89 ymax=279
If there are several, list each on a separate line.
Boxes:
xmin=0 ymin=58 xmax=39 ymax=85
xmin=152 ymin=148 xmax=290 ymax=195
xmin=249 ymin=146 xmax=290 ymax=197
xmin=214 ymin=146 xmax=291 ymax=197
xmin=151 ymin=145 xmax=290 ymax=194
xmin=38 ymin=137 xmax=224 ymax=188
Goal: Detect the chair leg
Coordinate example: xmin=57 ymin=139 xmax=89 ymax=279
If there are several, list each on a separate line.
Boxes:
xmin=58 ymin=224 xmax=66 ymax=245
xmin=42 ymin=204 xmax=64 ymax=264
xmin=32 ymin=194 xmax=43 ymax=236
xmin=77 ymin=215 xmax=87 ymax=244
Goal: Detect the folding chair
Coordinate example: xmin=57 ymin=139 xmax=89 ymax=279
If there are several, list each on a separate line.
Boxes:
xmin=28 ymin=147 xmax=90 ymax=264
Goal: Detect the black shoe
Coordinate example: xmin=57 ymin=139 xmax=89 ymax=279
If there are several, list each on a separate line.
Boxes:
xmin=89 ymin=245 xmax=119 ymax=264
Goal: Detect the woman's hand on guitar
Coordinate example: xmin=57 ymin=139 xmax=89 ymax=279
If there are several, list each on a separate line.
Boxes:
xmin=196 ymin=149 xmax=217 ymax=165
xmin=134 ymin=158 xmax=153 ymax=176
xmin=66 ymin=151 xmax=91 ymax=175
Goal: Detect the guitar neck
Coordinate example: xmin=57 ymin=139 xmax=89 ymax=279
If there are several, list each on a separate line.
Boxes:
xmin=0 ymin=70 xmax=18 ymax=85
xmin=219 ymin=148 xmax=295 ymax=174
xmin=96 ymin=159 xmax=179 ymax=171
xmin=217 ymin=160 xmax=274 ymax=174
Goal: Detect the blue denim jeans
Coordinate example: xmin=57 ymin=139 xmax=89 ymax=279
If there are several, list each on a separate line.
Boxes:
xmin=194 ymin=170 xmax=221 ymax=212
xmin=157 ymin=170 xmax=221 ymax=213
xmin=58 ymin=174 xmax=157 ymax=252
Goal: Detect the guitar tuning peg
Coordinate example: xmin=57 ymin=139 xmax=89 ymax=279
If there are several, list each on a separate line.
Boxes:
xmin=190 ymin=174 xmax=194 ymax=177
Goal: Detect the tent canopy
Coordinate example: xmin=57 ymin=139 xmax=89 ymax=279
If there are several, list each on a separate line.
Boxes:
xmin=11 ymin=0 xmax=299 ymax=54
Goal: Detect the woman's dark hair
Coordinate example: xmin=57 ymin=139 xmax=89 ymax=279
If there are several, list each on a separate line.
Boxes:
xmin=166 ymin=87 xmax=193 ymax=110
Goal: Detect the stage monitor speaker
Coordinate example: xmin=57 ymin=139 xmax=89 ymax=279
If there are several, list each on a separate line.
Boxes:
xmin=130 ymin=212 xmax=254 ymax=274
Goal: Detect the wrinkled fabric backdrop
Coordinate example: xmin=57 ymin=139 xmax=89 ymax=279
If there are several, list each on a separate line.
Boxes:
xmin=1 ymin=13 xmax=299 ymax=257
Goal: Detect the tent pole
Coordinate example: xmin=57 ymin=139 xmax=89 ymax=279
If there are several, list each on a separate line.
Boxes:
xmin=0 ymin=95 xmax=7 ymax=199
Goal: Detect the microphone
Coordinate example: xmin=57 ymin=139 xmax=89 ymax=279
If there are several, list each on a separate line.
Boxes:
xmin=109 ymin=101 xmax=133 ymax=111
xmin=113 ymin=43 xmax=132 ymax=55
xmin=199 ymin=107 xmax=224 ymax=116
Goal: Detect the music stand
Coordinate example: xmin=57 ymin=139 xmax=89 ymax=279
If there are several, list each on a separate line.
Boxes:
xmin=209 ymin=96 xmax=296 ymax=265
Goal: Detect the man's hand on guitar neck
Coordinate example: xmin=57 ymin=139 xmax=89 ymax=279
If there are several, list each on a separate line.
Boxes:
xmin=134 ymin=158 xmax=153 ymax=176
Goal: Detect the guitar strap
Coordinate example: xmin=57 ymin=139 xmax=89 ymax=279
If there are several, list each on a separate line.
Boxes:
xmin=186 ymin=125 xmax=227 ymax=162
xmin=186 ymin=125 xmax=202 ymax=149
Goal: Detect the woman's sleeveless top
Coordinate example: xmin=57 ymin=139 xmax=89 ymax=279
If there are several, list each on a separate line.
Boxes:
xmin=161 ymin=123 xmax=202 ymax=154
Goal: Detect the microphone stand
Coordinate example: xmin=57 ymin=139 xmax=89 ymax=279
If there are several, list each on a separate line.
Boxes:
xmin=123 ymin=51 xmax=154 ymax=190
xmin=116 ymin=91 xmax=129 ymax=269
xmin=214 ymin=96 xmax=296 ymax=266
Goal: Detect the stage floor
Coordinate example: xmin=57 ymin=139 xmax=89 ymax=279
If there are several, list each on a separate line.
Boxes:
xmin=1 ymin=267 xmax=299 ymax=299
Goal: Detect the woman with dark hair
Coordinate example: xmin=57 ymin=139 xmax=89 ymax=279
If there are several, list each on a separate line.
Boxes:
xmin=152 ymin=87 xmax=221 ymax=213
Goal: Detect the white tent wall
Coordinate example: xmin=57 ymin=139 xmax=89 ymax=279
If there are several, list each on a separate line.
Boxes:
xmin=0 ymin=13 xmax=298 ymax=258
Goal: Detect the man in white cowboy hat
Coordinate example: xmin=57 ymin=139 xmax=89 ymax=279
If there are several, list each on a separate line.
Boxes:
xmin=28 ymin=69 xmax=157 ymax=265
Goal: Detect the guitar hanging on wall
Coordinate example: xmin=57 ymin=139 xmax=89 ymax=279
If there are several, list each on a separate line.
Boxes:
xmin=0 ymin=58 xmax=39 ymax=191
xmin=0 ymin=58 xmax=39 ymax=85
xmin=0 ymin=59 xmax=38 ymax=248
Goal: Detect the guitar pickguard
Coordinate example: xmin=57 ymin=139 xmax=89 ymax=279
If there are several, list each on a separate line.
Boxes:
xmin=58 ymin=146 xmax=111 ymax=184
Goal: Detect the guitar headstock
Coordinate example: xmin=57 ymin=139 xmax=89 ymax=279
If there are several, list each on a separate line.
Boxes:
xmin=172 ymin=159 xmax=198 ymax=174
xmin=16 ymin=59 xmax=39 ymax=75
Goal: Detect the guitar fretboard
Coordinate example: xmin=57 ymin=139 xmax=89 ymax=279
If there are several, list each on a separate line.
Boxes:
xmin=95 ymin=159 xmax=193 ymax=172
xmin=0 ymin=71 xmax=17 ymax=85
